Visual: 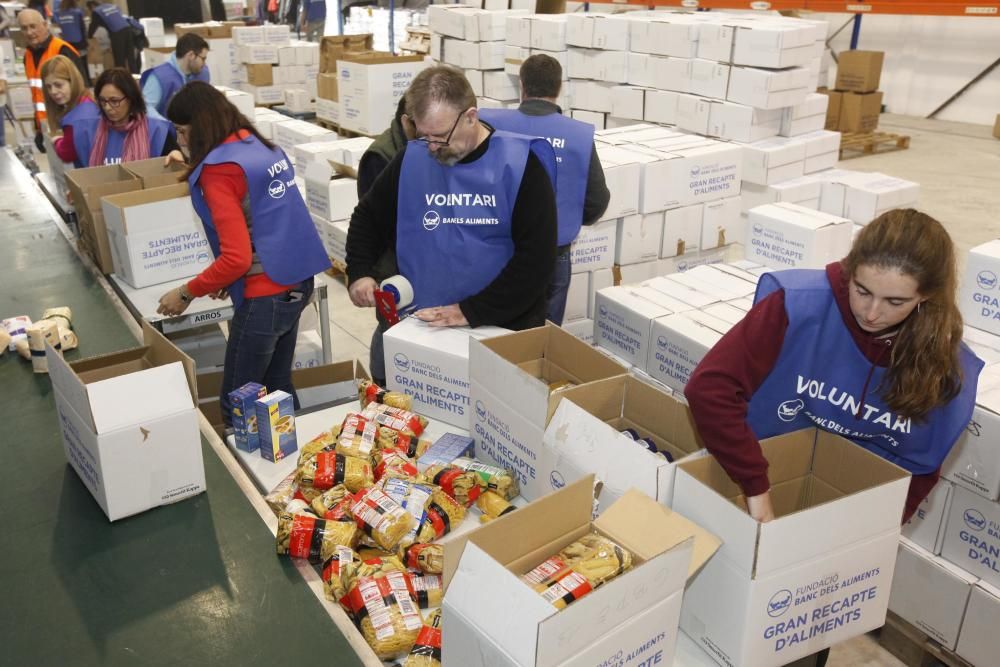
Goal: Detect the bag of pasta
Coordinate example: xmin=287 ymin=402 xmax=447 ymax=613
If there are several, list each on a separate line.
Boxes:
xmin=401 ymin=543 xmax=444 ymax=575
xmin=531 ymin=534 xmax=633 ymax=610
xmin=420 ymin=463 xmax=482 ymax=507
xmin=359 ymin=379 xmax=413 ymax=411
xmin=374 ymin=447 xmax=420 ymax=482
xmin=476 ymin=490 xmax=516 ymax=521
xmin=321 ymin=545 xmax=358 ymax=603
xmin=413 ymin=486 xmax=466 ymax=543
xmin=276 ymin=510 xmax=360 ymax=563
xmin=335 ymin=413 xmax=380 ymax=462
xmin=377 ymin=427 xmax=432 ymax=459
xmin=362 ymin=403 xmax=429 ymax=438
xmin=521 ymin=533 xmax=630 ymax=588
xmin=451 ymin=456 xmax=519 ymax=500
xmin=310 ymin=484 xmax=353 ymax=519
xmin=342 ymin=559 xmax=424 ymax=660
xmin=351 ymin=486 xmax=416 ymax=551
xmin=403 ymin=608 xmax=442 ymax=667
xmin=379 ymin=477 xmax=436 ymax=548
xmin=405 ymin=573 xmax=443 ymax=609
xmin=264 ymin=469 xmax=298 ymax=516
xmin=297 ymin=429 xmax=338 ymax=467
xmin=297 ymin=451 xmax=374 ymax=496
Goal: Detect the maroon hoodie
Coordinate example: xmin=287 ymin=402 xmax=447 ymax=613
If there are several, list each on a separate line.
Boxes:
xmin=685 ymin=261 xmax=939 ymax=524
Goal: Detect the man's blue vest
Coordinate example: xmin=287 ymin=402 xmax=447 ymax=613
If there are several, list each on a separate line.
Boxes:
xmin=94 ymin=3 xmax=128 ymax=32
xmin=140 ymin=61 xmax=211 ymax=117
xmin=55 ymin=8 xmax=85 ymax=44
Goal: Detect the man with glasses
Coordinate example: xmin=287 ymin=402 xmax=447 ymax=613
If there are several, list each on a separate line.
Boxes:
xmin=346 ymin=65 xmax=558 ymax=346
xmin=141 ymin=33 xmax=211 ymax=117
xmin=19 ymin=8 xmax=82 ymax=152
xmin=478 ymin=54 xmax=610 ymax=325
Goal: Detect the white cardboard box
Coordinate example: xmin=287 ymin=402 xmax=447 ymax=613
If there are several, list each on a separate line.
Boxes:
xmin=902 ymin=480 xmax=954 ymax=554
xmin=304 ymin=160 xmax=359 ymax=222
xmin=956 ymin=582 xmax=1000 ymax=667
xmin=561 ymin=318 xmax=594 ymax=345
xmin=530 ymin=14 xmax=568 ymax=51
xmin=384 ymin=318 xmax=509 ymax=429
xmin=889 ymin=538 xmax=977 ymax=651
xmin=726 ymin=66 xmax=810 ymax=110
xmin=960 ymin=240 xmax=1000 ymax=339
xmin=594 ymin=286 xmax=675 ymax=368
xmin=338 ymin=56 xmax=428 ymax=136
xmin=662 ymin=204 xmax=704 ymax=258
xmin=616 ymin=213 xmax=664 ymax=266
xmin=943 ymin=396 xmax=1000 ymax=500
xmin=570 ymin=220 xmax=617 ymax=274
xmin=48 ymin=322 xmax=206 ymax=521
xmin=590 ymin=268 xmax=614 ymax=317
xmin=732 ymin=23 xmax=816 ymax=69
xmin=701 ymin=196 xmax=744 ymax=250
xmin=571 ymin=109 xmax=606 ymax=130
xmin=746 ymin=202 xmax=853 ymax=270
xmin=689 ymin=59 xmax=731 ymax=101
xmin=646 ymin=311 xmax=731 ymax=392
xmin=566 ymin=13 xmax=630 ymax=51
xmin=644 ymin=89 xmax=680 ymax=125
xmin=676 ymin=429 xmax=911 ymax=667
xmin=842 ymin=174 xmax=921 ymax=225
xmin=629 ymin=14 xmax=699 ymax=58
xmin=742 ymin=136 xmax=807 ymax=186
xmin=708 ymin=101 xmax=783 ymax=143
xmin=101 ymin=184 xmax=211 ymax=290
xmin=564 ymin=271 xmax=589 ymax=322
xmin=941 ymin=485 xmax=1000 ymax=588
xmin=442 ymin=476 xmax=719 ymax=667
xmin=595 ymin=147 xmax=641 ymax=221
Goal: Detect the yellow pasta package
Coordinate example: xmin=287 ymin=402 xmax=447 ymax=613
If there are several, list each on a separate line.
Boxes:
xmin=403 ymin=609 xmax=442 ymax=667
xmin=264 ymin=469 xmax=298 ymax=516
xmin=405 ymin=573 xmax=443 ymax=609
xmin=451 ymin=457 xmax=519 ymax=500
xmin=362 ymin=403 xmax=429 ymax=438
xmin=342 ymin=560 xmax=424 ymax=660
xmin=276 ymin=511 xmax=360 ymax=563
xmin=297 ymin=451 xmax=374 ymax=494
xmin=350 ymin=487 xmax=417 ymax=551
xmin=420 ymin=463 xmax=482 ymax=507
xmin=401 ymin=543 xmax=444 ymax=575
xmin=530 ymin=534 xmax=633 ymax=610
xmin=374 ymin=447 xmax=420 ymax=483
xmin=476 ymin=490 xmax=516 ymax=519
xmin=359 ymin=379 xmax=413 ymax=411
xmin=521 ymin=533 xmax=627 ymax=588
xmin=310 ymin=484 xmax=351 ymax=518
xmin=321 ymin=545 xmax=358 ymax=603
xmin=297 ymin=430 xmax=338 ymax=467
xmin=335 ymin=413 xmax=380 ymax=462
xmin=377 ymin=428 xmax=432 ymax=459
xmin=413 ymin=487 xmax=466 ymax=543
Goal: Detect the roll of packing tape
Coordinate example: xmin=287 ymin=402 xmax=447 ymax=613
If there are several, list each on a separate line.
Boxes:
xmin=27 ymin=320 xmax=61 ymax=373
xmin=379 ymin=275 xmax=414 ymax=309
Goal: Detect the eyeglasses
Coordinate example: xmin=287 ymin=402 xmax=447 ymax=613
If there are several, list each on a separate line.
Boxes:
xmin=415 ymin=108 xmax=470 ymax=148
xmin=98 ymin=96 xmax=127 ymax=109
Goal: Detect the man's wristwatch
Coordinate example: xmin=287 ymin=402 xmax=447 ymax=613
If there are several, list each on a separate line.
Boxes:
xmin=179 ymin=286 xmax=192 ymax=303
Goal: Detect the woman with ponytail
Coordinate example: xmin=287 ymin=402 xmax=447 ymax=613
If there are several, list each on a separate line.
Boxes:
xmin=686 ymin=209 xmax=982 ymax=526
xmin=84 ymin=67 xmax=177 ymax=166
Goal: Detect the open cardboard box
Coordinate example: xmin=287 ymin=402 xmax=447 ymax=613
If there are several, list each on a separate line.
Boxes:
xmin=442 ymin=475 xmax=720 ymax=667
xmin=47 ymin=322 xmax=205 ymax=521
xmin=124 ymin=157 xmax=187 ymax=189
xmin=542 ymin=375 xmax=707 ymax=508
xmin=675 ymin=428 xmax=910 ymax=666
xmin=469 ymin=323 xmax=627 ymax=500
xmin=65 ymin=164 xmax=143 ymax=274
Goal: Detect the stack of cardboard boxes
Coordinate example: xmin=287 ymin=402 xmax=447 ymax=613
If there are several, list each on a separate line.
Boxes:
xmin=227 ymin=24 xmax=315 ymax=106
xmin=172 ymin=21 xmax=250 ymax=88
xmin=823 ymin=50 xmax=884 ymax=134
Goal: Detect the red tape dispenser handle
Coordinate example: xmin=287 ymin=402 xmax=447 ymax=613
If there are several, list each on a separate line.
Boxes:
xmin=375 ymin=275 xmax=415 ymax=328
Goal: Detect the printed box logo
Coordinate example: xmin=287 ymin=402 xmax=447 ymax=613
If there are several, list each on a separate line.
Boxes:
xmin=550 ymin=469 xmax=565 ymax=489
xmin=599 ymin=304 xmax=608 ymax=318
xmin=475 ymin=400 xmax=487 ymax=423
xmin=393 ymin=352 xmax=410 ymax=372
xmin=767 ymin=589 xmax=793 ymax=618
xmin=657 ymin=335 xmax=668 ymax=350
xmin=976 ymin=270 xmax=997 ymax=290
xmin=965 ymin=508 xmax=987 ymax=531
xmin=753 ymin=222 xmax=764 ymax=235
xmin=690 ymin=166 xmax=701 ymax=178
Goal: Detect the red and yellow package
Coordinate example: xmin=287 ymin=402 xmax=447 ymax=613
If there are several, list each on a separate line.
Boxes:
xmin=420 ymin=463 xmax=482 ymax=507
xmin=401 ymin=542 xmax=443 ymax=575
xmin=362 ymin=403 xmax=428 ymax=437
xmin=297 ymin=451 xmax=374 ymax=494
xmin=342 ymin=568 xmax=424 ymax=659
xmin=403 ymin=608 xmax=442 ymax=667
xmin=374 ymin=447 xmax=419 ymax=482
xmin=351 ymin=487 xmax=416 ymax=551
xmin=276 ymin=511 xmax=359 ymax=563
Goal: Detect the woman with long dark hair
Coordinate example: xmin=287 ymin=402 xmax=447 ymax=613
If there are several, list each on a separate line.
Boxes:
xmin=156 ymin=81 xmax=330 ymax=427
xmin=85 ymin=67 xmax=177 ymax=165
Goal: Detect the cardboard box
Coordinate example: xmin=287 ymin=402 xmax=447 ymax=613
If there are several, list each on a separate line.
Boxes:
xmin=570 ymin=219 xmax=617 ymax=273
xmin=732 ymin=23 xmax=816 ymax=69
xmin=384 ymin=318 xmax=509 ymax=429
xmin=241 ymin=83 xmax=285 ymax=106
xmin=741 ymin=136 xmax=806 ymax=186
xmin=468 ymin=323 xmax=628 ymax=500
xmin=746 ymin=203 xmax=852 ymax=270
xmin=292 ymin=330 xmax=323 ymax=369
xmin=839 ymin=90 xmax=883 ymax=133
xmin=941 ymin=485 xmax=1000 ymax=588
xmin=662 ymin=204 xmax=704 ymax=258
xmin=824 ymin=90 xmax=843 ymax=130
xmin=255 ymin=390 xmax=297 ymax=463
xmin=727 ymin=66 xmax=810 ymax=110
xmin=319 ymin=34 xmax=372 ymax=73
xmin=48 ymin=322 xmax=205 ymax=521
xmin=889 ymin=538 xmax=977 ymax=651
xmin=835 ymin=50 xmax=884 ymax=93
xmin=615 ymin=213 xmax=663 ymax=266
xmin=612 ymin=143 xmax=743 ymax=213
xmin=644 ymin=89 xmax=680 ymax=126
xmin=781 ymin=92 xmax=829 ymax=137
xmin=566 ymin=13 xmax=630 ymax=51
xmin=245 ymin=62 xmax=273 ymax=86
xmin=956 ymin=582 xmax=1000 ymax=666
xmin=123 ymin=157 xmax=186 ymax=189
xmin=560 ymin=318 xmax=594 ymax=345
xmin=65 ymin=164 xmax=143 ymax=274
xmin=943 ymin=398 xmax=1000 ymax=501
xmin=529 ymin=14 xmax=568 ymax=51
xmin=101 ymin=184 xmax=211 ymax=289
xmin=564 ymin=272 xmax=589 ymax=322
xmin=305 ymin=161 xmax=359 ymax=222
xmin=442 ymin=476 xmax=719 ymax=667
xmin=689 ymin=59 xmax=731 ymax=101
xmin=701 ymin=195 xmax=744 ymax=250
xmin=646 ymin=311 xmax=731 ymax=392
xmin=229 ymin=382 xmax=267 ymax=453
xmin=338 ymin=54 xmax=427 ymax=136
xmin=902 ymin=480 xmax=954 ymax=554
xmin=708 ymin=101 xmax=783 ymax=143
xmin=741 ymin=175 xmax=823 ymax=213
xmin=594 ymin=286 xmax=675 ymax=368
xmin=629 ymin=14 xmax=700 ymax=58
xmin=676 ymin=429 xmax=911 ymax=667
xmin=961 ymin=240 xmax=1000 ymax=338
xmin=841 ymin=173 xmax=919 ymax=224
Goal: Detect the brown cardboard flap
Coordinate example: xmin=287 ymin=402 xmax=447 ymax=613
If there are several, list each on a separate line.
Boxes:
xmin=677 ymin=449 xmax=746 ymax=499
xmin=124 ymin=157 xmax=186 ymax=189
xmin=812 ymin=430 xmax=909 ymax=493
xmin=338 ymin=51 xmax=425 ymax=65
xmin=760 ymin=429 xmax=816 ymax=485
xmin=196 ymin=359 xmax=363 ymax=403
xmin=75 ymin=350 xmax=153 ymax=383
xmin=561 ymin=375 xmax=627 ymax=422
xmin=101 ymin=182 xmax=190 ymax=209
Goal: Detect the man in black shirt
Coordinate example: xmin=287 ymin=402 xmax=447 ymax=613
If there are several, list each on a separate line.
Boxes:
xmin=346 ymin=65 xmax=557 ymax=344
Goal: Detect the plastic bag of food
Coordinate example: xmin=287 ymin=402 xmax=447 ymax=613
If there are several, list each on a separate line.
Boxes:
xmin=276 ymin=511 xmax=360 ymax=563
xmin=476 ymin=490 xmax=516 ymax=520
xmin=405 ymin=573 xmax=443 ymax=609
xmin=297 ymin=451 xmax=374 ymax=495
xmin=362 ymin=403 xmax=428 ymax=438
xmin=420 ymin=463 xmax=482 ymax=507
xmin=529 ymin=534 xmax=633 ymax=610
xmin=297 ymin=430 xmax=338 ymax=467
xmin=380 ymin=477 xmax=436 ymax=546
xmin=377 ymin=428 xmax=432 ymax=459
xmin=522 ymin=533 xmax=629 ymax=588
xmin=321 ymin=545 xmax=358 ymax=603
xmin=359 ymin=379 xmax=413 ymax=411
xmin=401 ymin=543 xmax=444 ymax=575
xmin=264 ymin=469 xmax=299 ymax=516
xmin=413 ymin=487 xmax=466 ymax=543
xmin=403 ymin=608 xmax=442 ymax=667
xmin=374 ymin=447 xmax=420 ymax=482
xmin=342 ymin=559 xmax=424 ymax=660
xmin=310 ymin=484 xmax=352 ymax=518
xmin=336 ymin=413 xmax=380 ymax=462
xmin=451 ymin=457 xmax=519 ymax=500
xmin=351 ymin=487 xmax=416 ymax=551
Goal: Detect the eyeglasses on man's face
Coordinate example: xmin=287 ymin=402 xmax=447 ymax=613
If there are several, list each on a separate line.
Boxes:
xmin=415 ymin=107 xmax=470 ymax=148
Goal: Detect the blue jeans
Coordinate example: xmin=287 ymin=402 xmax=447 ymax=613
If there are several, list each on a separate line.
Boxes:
xmin=220 ymin=279 xmax=314 ymax=427
xmin=546 ymin=251 xmax=572 ymax=325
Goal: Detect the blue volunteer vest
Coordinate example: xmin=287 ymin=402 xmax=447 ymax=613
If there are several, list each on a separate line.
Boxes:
xmin=55 ymin=8 xmax=85 ymax=44
xmin=95 ymin=3 xmax=128 ymax=32
xmin=95 ymin=114 xmax=173 ymax=165
xmin=477 ymin=108 xmax=592 ymax=246
xmin=396 ymin=131 xmax=556 ymax=310
xmin=140 ymin=61 xmax=211 ymax=117
xmin=747 ymin=269 xmax=983 ymax=474
xmin=62 ymin=99 xmax=100 ymax=168
xmin=306 ymin=0 xmax=327 ymax=20
xmin=189 ymin=134 xmax=331 ymax=308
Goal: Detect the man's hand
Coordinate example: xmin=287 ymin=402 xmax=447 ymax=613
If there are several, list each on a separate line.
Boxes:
xmin=157 ymin=287 xmax=191 ymax=317
xmin=414 ymin=305 xmax=468 ymax=328
xmin=164 ymin=150 xmax=186 ymax=167
xmin=349 ymin=277 xmax=377 ymax=307
xmin=746 ymin=491 xmax=775 ymax=523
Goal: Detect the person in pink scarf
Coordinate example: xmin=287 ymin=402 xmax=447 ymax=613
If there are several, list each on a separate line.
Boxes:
xmin=84 ymin=67 xmax=178 ymax=166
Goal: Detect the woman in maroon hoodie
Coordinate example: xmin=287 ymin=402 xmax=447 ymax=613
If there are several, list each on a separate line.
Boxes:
xmin=686 ymin=209 xmax=982 ymax=526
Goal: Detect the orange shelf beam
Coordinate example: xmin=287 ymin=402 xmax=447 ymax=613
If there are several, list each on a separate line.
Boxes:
xmin=610 ymin=0 xmax=1000 ymax=15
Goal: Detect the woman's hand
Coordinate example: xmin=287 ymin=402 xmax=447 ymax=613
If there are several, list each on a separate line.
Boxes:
xmin=164 ymin=150 xmax=186 ymax=167
xmin=208 ymin=288 xmax=228 ymax=300
xmin=157 ymin=287 xmax=192 ymax=317
xmin=746 ymin=491 xmax=775 ymax=523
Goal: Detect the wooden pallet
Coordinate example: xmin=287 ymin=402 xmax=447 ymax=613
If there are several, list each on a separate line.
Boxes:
xmin=839 ymin=131 xmax=911 ymax=160
xmin=877 ymin=611 xmax=973 ymax=667
xmin=314 ymin=118 xmax=371 ymax=139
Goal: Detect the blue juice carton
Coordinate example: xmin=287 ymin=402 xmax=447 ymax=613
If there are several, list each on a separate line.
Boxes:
xmin=229 ymin=382 xmax=267 ymax=452
xmin=255 ymin=390 xmax=298 ymax=462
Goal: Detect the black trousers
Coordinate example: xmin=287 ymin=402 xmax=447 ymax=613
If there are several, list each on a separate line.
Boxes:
xmin=107 ymin=29 xmax=135 ymax=73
